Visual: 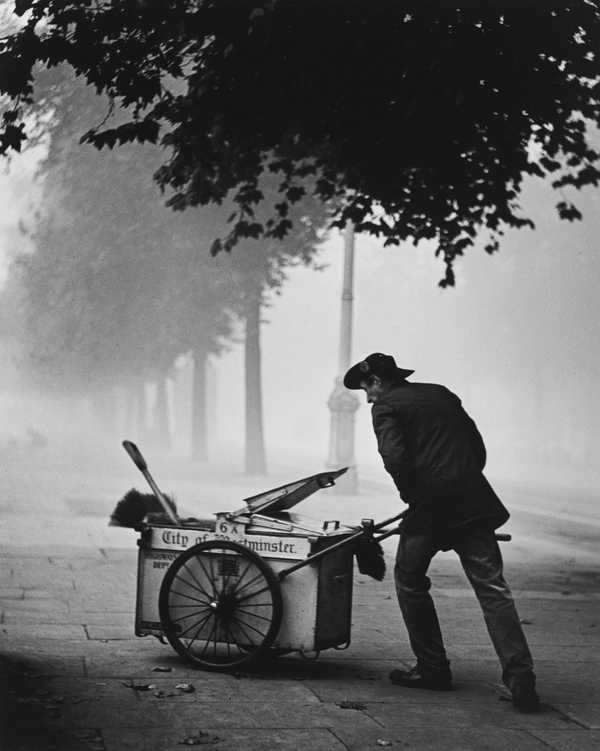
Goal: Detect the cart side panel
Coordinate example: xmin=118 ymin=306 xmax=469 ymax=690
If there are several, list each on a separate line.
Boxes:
xmin=135 ymin=525 xmax=313 ymax=642
xmin=135 ymin=546 xmax=179 ymax=636
xmin=314 ymin=544 xmax=354 ymax=650
xmin=266 ymin=558 xmax=319 ymax=652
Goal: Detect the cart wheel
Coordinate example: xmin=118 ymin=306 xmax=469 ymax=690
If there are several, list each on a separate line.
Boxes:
xmin=159 ymin=540 xmax=283 ymax=671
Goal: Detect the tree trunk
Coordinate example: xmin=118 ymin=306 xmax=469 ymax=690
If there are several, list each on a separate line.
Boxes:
xmin=154 ymin=375 xmax=171 ymax=451
xmin=244 ymin=296 xmax=266 ymax=475
xmin=191 ymin=347 xmax=209 ymax=462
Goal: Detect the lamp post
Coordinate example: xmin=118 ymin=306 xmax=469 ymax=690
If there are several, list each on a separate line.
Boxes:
xmin=326 ymin=223 xmax=360 ymax=493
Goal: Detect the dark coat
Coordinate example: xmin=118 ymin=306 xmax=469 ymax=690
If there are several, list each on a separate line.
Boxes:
xmin=371 ymin=381 xmax=509 ymax=538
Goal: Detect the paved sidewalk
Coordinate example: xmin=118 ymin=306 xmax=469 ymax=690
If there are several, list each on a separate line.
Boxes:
xmin=1 ymin=452 xmax=599 ymax=750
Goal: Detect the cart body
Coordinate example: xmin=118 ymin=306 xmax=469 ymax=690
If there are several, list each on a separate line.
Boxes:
xmin=135 ymin=468 xmax=355 ymax=654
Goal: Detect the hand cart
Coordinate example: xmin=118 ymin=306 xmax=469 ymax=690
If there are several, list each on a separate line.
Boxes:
xmin=122 ymin=441 xmax=510 ymax=672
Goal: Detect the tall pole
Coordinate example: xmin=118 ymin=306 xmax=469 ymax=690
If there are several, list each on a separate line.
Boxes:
xmin=338 ymin=223 xmax=355 ymax=375
xmin=326 ymin=223 xmax=360 ymax=493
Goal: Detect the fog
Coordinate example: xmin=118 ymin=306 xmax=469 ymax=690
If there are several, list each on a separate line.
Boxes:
xmin=1 ymin=147 xmax=600 ymax=532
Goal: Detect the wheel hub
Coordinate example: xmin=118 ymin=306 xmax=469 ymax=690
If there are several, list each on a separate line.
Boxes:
xmin=211 ymin=592 xmax=238 ymax=620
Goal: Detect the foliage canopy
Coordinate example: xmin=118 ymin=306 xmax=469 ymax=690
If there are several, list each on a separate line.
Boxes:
xmin=2 ymin=1 xmax=600 ymax=283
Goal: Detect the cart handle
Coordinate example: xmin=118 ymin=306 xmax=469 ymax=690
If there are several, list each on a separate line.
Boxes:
xmin=277 ymin=510 xmax=410 ymax=580
xmin=278 ymin=518 xmax=511 ymax=580
xmin=372 ymin=525 xmax=512 ymax=545
xmin=277 ymin=526 xmax=367 ymax=580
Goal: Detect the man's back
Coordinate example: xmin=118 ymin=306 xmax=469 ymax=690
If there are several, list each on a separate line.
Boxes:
xmin=372 ymin=381 xmax=487 ymax=488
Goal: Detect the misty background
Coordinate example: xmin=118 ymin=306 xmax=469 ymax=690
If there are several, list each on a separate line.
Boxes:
xmin=1 ymin=138 xmax=599 ymax=525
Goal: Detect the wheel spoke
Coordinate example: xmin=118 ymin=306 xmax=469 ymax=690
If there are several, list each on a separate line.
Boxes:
xmin=236 ymin=584 xmax=273 ymax=604
xmin=221 ymin=617 xmax=246 ymax=656
xmin=182 ymin=555 xmax=216 ymax=600
xmin=228 ymin=614 xmax=258 ymax=649
xmin=192 ymin=555 xmax=219 ymax=600
xmin=223 ymin=618 xmax=232 ymax=660
xmin=206 ymin=552 xmax=221 ymax=598
xmin=229 ymin=570 xmax=265 ymax=598
xmin=182 ymin=617 xmax=211 ymax=653
xmin=199 ymin=619 xmax=218 ymax=657
xmin=232 ymin=557 xmax=254 ymax=593
xmin=234 ymin=607 xmax=273 ymax=623
xmin=169 ymin=607 xmax=211 ymax=625
xmin=169 ymin=588 xmax=211 ymax=606
xmin=229 ymin=612 xmax=268 ymax=640
xmin=212 ymin=613 xmax=219 ymax=658
xmin=220 ymin=548 xmax=236 ymax=594
xmin=177 ymin=565 xmax=214 ymax=602
xmin=178 ymin=610 xmax=213 ymax=641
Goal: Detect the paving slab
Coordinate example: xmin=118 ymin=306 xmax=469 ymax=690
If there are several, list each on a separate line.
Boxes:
xmin=447 ymin=643 xmax=600 ymax=663
xmin=0 ymin=463 xmax=599 ymax=751
xmin=102 ymin=727 xmax=347 ymax=751
xmin=528 ymin=729 xmax=600 ymax=750
xmin=54 ymin=696 xmax=383 ymax=731
xmin=84 ymin=624 xmax=133 ymax=640
xmin=59 ymin=610 xmax=133 ymax=626
xmin=1 ymin=624 xmax=87 ymax=641
xmin=332 ymin=725 xmax=555 ymax=751
xmin=367 ymin=699 xmax=571 ymax=730
xmin=304 ymin=675 xmax=500 ymax=704
xmin=550 ymin=703 xmax=600 ymax=730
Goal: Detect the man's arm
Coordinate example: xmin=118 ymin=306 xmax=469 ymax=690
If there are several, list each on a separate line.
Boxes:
xmin=372 ymin=404 xmax=415 ymax=502
xmin=459 ymin=406 xmax=487 ymax=471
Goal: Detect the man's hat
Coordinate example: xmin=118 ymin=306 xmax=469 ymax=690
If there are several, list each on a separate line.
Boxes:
xmin=343 ymin=353 xmax=414 ymax=389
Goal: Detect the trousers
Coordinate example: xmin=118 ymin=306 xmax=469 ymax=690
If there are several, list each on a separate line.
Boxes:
xmin=394 ymin=527 xmax=534 ymax=688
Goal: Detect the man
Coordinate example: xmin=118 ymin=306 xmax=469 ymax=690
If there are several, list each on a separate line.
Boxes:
xmin=343 ymin=352 xmax=539 ymax=712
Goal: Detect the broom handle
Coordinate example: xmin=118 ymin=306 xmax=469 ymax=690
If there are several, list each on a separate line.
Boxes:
xmin=122 ymin=440 xmax=180 ymax=526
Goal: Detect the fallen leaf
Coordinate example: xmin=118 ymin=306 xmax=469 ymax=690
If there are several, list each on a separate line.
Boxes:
xmin=152 ymin=666 xmax=173 ymax=672
xmin=339 ymin=700 xmax=367 ymax=710
xmin=175 ymin=683 xmax=195 ymax=693
xmin=178 ymin=731 xmax=221 ymax=745
xmin=122 ymin=681 xmax=156 ymax=691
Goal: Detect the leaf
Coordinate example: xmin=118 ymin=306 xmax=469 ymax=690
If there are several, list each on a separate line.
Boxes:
xmin=539 ymin=156 xmax=561 ymax=172
xmin=14 ymin=0 xmax=33 ymax=16
xmin=286 ymin=186 xmax=306 ymax=202
xmin=175 ymin=683 xmax=195 ymax=693
xmin=0 ymin=123 xmax=26 ymax=154
xmin=556 ymin=201 xmax=582 ymax=222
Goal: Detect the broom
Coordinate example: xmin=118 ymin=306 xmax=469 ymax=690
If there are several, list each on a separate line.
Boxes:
xmin=352 ymin=509 xmax=410 ymax=581
xmin=354 ymin=537 xmax=386 ymax=581
xmin=109 ymin=488 xmax=178 ymax=528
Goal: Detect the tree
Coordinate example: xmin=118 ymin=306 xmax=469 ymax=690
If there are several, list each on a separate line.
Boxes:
xmin=7 ymin=73 xmax=237 ymax=450
xmin=2 ymin=2 xmax=600 ymax=284
xmin=218 ymin=202 xmax=328 ymax=475
xmin=6 ymin=66 xmax=330 ymax=467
